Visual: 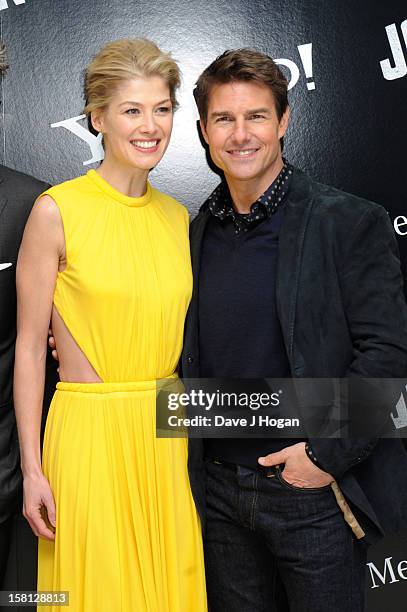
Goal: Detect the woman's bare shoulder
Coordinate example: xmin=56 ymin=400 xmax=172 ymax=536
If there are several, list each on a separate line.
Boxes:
xmin=22 ymin=195 xmax=65 ymax=256
xmin=29 ymin=194 xmax=63 ymax=229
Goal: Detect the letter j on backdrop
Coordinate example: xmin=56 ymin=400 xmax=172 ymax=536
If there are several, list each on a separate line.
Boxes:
xmin=380 ymin=20 xmax=407 ymax=80
xmin=0 ymin=0 xmax=25 ymax=10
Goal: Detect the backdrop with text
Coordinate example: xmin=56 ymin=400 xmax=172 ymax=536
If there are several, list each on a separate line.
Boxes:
xmin=1 ymin=1 xmax=407 ymax=610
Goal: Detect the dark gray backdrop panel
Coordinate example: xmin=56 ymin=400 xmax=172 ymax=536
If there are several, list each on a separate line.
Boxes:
xmin=1 ymin=1 xmax=407 ymax=610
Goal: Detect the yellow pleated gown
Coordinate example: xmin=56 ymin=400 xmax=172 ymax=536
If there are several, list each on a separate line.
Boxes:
xmin=37 ymin=170 xmax=207 ymax=611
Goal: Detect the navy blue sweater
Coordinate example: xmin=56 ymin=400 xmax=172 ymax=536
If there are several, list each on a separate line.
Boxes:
xmin=199 ymin=204 xmax=303 ymax=466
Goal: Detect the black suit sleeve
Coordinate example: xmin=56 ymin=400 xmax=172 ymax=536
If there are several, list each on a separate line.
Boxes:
xmin=309 ymin=206 xmax=407 ymax=478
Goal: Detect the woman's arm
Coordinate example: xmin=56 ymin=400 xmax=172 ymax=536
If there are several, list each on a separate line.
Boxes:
xmin=14 ymin=194 xmax=64 ymax=541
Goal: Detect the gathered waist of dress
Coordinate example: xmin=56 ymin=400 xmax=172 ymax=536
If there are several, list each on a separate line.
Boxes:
xmin=56 ymin=373 xmax=178 ymax=394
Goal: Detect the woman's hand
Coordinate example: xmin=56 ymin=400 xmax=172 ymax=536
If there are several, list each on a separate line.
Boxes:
xmin=23 ymin=473 xmax=56 ymax=541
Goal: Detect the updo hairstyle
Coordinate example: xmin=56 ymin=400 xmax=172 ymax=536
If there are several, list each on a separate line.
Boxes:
xmin=83 ymin=39 xmax=181 ymax=134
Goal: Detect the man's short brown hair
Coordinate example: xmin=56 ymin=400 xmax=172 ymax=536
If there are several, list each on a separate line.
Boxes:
xmin=194 ymin=48 xmax=288 ymax=124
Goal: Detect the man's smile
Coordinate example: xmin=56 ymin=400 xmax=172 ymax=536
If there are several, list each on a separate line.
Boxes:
xmin=227 ymin=148 xmax=259 ymax=158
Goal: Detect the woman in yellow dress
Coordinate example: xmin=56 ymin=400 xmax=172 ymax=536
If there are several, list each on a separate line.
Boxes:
xmin=14 ymin=39 xmax=207 ymax=611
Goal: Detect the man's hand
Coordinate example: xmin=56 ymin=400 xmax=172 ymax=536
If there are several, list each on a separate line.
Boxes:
xmin=258 ymin=442 xmax=334 ymax=488
xmin=48 ymin=328 xmax=59 ymax=362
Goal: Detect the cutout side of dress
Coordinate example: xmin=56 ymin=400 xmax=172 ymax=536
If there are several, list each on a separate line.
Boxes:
xmin=51 ymin=305 xmax=103 ymax=383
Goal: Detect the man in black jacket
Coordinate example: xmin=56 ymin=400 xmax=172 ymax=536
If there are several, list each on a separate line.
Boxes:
xmin=181 ymin=49 xmax=407 ymax=611
xmin=0 ymin=42 xmax=58 ymax=598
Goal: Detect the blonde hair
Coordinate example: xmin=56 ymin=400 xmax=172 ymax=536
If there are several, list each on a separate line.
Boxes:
xmin=83 ymin=39 xmax=181 ymax=122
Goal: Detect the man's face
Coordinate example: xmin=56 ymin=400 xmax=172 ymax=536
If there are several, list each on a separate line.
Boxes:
xmin=200 ymin=80 xmax=289 ymax=186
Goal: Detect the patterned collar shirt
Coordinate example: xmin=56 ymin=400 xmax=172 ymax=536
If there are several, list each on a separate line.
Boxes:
xmin=205 ymin=160 xmax=293 ymax=234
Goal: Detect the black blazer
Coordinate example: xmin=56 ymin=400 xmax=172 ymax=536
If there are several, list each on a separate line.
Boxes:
xmin=0 ymin=165 xmax=58 ymax=524
xmin=182 ymin=168 xmax=407 ymax=544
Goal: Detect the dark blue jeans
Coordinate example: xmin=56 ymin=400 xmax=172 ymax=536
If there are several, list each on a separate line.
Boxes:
xmin=204 ymin=460 xmax=368 ymax=612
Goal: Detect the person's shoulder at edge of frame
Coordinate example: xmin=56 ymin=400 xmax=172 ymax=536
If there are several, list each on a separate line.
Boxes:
xmin=0 ymin=162 xmax=50 ymax=197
